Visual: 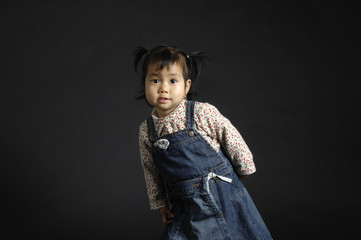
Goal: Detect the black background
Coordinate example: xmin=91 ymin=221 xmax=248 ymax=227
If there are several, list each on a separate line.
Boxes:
xmin=1 ymin=1 xmax=360 ymax=239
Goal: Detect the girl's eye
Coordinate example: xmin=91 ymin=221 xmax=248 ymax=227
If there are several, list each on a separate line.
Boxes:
xmin=151 ymin=79 xmax=159 ymax=83
xmin=170 ymin=79 xmax=177 ymax=84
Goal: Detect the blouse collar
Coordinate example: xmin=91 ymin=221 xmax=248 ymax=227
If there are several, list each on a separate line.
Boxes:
xmin=151 ymin=99 xmax=187 ymax=120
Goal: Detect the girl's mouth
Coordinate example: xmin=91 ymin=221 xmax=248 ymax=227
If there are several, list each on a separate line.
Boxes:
xmin=158 ymin=97 xmax=170 ymax=104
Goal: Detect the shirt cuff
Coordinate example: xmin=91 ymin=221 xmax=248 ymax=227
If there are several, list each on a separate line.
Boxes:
xmin=150 ymin=199 xmax=168 ymax=210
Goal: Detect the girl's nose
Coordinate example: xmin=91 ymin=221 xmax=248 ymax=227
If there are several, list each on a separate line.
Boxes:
xmin=159 ymin=83 xmax=168 ymax=93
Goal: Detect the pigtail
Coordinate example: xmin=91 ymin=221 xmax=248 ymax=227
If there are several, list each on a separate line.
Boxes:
xmin=186 ymin=51 xmax=209 ymax=81
xmin=132 ymin=46 xmax=149 ymax=73
xmin=132 ymin=46 xmax=149 ymax=100
xmin=181 ymin=51 xmax=209 ymax=100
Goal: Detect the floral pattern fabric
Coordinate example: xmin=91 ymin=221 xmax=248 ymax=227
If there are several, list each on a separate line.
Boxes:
xmin=139 ymin=100 xmax=256 ymax=209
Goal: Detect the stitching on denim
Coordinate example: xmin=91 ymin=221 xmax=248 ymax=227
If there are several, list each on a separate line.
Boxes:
xmin=200 ymin=192 xmax=219 ymax=215
xmin=194 ymin=128 xmax=230 ymax=164
xmin=149 ymin=129 xmax=188 ymax=143
xmin=170 ymin=211 xmax=186 ymax=240
xmin=167 ymin=135 xmax=201 ymax=149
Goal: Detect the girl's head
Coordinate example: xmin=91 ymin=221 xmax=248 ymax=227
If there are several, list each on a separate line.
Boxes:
xmin=133 ymin=44 xmax=208 ymax=117
xmin=133 ymin=44 xmax=207 ymax=101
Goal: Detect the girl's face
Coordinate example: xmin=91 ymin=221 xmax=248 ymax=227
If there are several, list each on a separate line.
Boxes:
xmin=145 ymin=63 xmax=191 ymax=118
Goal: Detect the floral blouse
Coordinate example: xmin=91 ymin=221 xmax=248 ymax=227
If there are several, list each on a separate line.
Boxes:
xmin=139 ymin=100 xmax=256 ymax=210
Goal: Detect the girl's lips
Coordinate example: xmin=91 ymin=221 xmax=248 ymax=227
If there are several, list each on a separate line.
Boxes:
xmin=158 ymin=97 xmax=170 ymax=104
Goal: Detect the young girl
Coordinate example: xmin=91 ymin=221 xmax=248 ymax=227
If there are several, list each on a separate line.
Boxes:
xmin=134 ymin=44 xmax=272 ymax=240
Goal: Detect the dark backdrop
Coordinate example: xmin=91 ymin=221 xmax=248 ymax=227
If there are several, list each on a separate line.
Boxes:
xmin=1 ymin=1 xmax=359 ymax=239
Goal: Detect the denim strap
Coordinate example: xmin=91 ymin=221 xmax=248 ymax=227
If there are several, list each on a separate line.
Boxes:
xmin=186 ymin=100 xmax=195 ymax=129
xmin=147 ymin=116 xmax=158 ymax=141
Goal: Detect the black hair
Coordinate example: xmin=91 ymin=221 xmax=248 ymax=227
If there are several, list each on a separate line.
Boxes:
xmin=132 ymin=44 xmax=208 ymax=100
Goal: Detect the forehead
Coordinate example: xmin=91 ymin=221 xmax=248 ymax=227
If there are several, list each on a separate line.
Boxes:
xmin=146 ymin=62 xmax=183 ymax=76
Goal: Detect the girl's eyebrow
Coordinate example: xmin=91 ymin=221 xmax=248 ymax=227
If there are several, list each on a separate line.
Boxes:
xmin=168 ymin=73 xmax=181 ymax=77
xmin=148 ymin=73 xmax=160 ymax=77
xmin=147 ymin=73 xmax=181 ymax=77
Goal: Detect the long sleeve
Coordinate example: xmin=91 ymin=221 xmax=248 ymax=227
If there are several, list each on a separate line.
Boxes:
xmin=194 ymin=103 xmax=256 ymax=176
xmin=139 ymin=121 xmax=168 ymax=210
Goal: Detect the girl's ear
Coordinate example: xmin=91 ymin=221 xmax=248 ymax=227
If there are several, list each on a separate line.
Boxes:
xmin=185 ymin=79 xmax=192 ymax=95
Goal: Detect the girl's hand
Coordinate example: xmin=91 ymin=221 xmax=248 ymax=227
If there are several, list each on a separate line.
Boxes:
xmin=159 ymin=206 xmax=174 ymax=225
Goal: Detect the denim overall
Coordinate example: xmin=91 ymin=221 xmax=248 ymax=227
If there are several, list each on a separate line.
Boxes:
xmin=147 ymin=101 xmax=272 ymax=240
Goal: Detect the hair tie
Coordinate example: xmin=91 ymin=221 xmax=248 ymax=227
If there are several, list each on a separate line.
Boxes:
xmin=147 ymin=51 xmax=150 ymax=55
xmin=186 ymin=54 xmax=189 ymax=59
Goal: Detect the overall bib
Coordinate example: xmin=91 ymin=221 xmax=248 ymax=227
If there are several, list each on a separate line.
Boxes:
xmin=147 ymin=101 xmax=272 ymax=240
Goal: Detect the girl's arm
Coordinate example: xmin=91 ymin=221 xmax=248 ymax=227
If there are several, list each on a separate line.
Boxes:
xmin=139 ymin=121 xmax=168 ymax=210
xmin=195 ymin=103 xmax=256 ymax=177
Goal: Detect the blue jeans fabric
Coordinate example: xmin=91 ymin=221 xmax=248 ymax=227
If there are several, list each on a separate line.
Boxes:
xmin=147 ymin=101 xmax=272 ymax=240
